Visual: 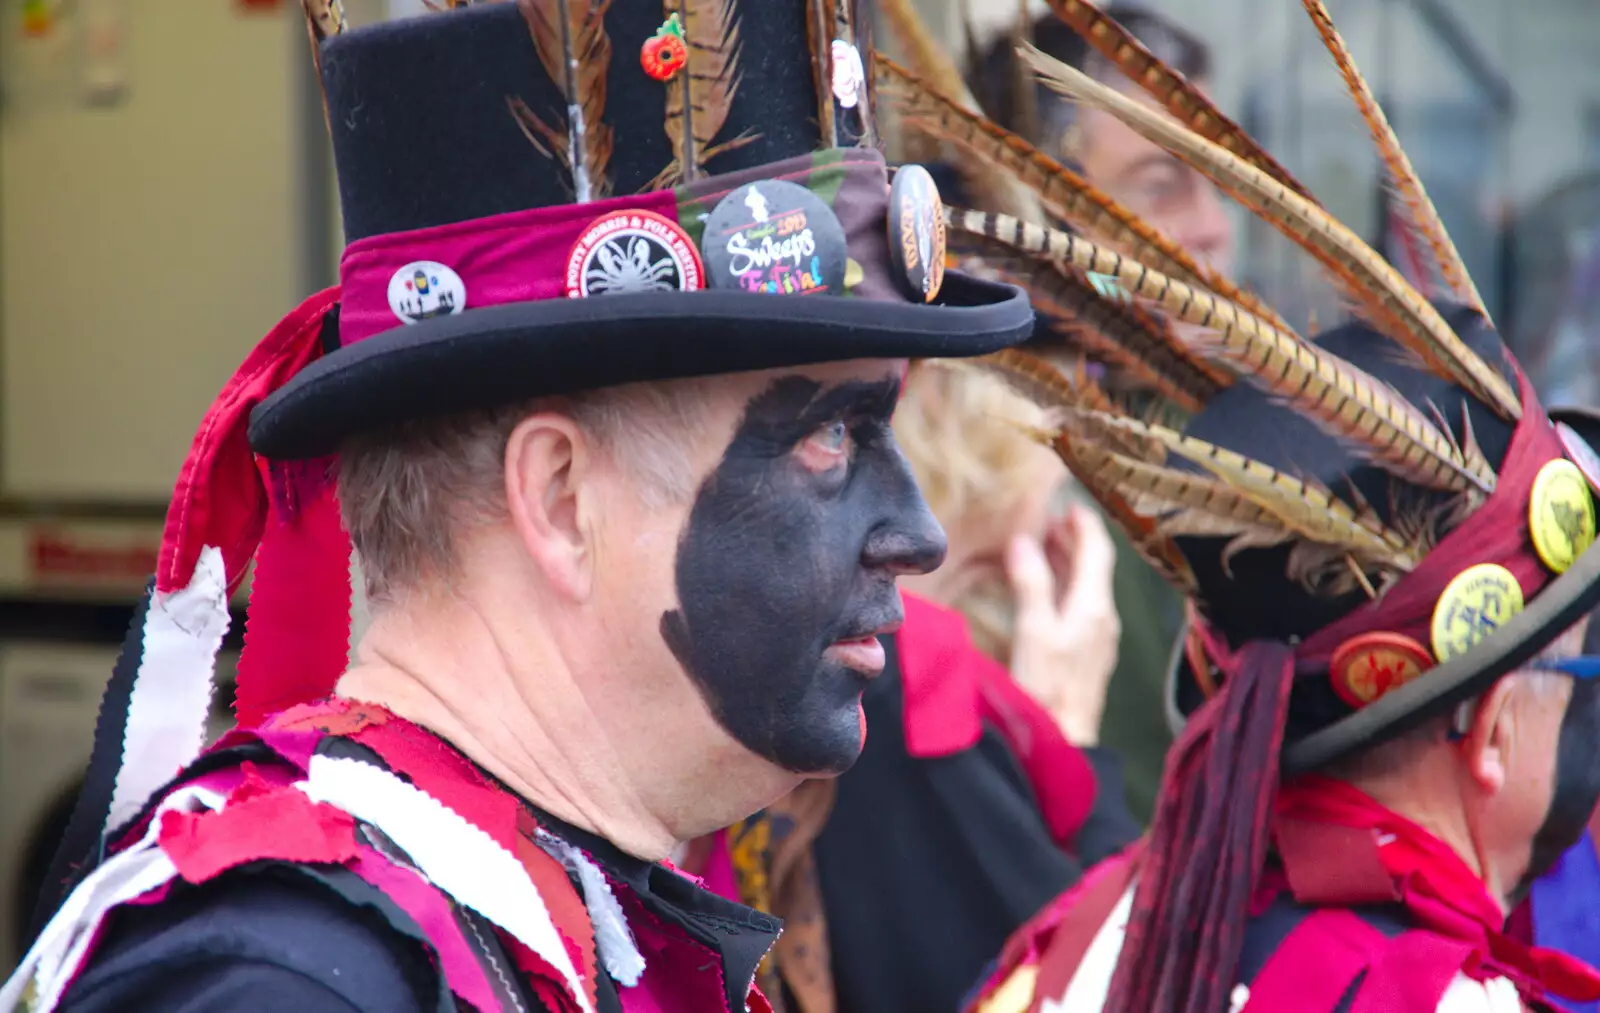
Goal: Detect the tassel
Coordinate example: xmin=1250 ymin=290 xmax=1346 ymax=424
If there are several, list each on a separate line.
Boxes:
xmin=1104 ymin=641 xmax=1295 ymax=1013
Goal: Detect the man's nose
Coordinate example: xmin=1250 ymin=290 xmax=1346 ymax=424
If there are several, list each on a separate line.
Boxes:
xmin=862 ymin=453 xmax=948 ymax=576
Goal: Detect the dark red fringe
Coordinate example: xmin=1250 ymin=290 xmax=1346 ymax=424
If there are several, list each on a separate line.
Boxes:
xmin=1103 ymin=640 xmax=1296 ymax=1013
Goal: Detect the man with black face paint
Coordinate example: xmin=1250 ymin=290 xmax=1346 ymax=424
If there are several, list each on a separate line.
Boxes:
xmin=944 ymin=4 xmax=1600 ymax=1013
xmin=5 ymin=3 xmax=1034 ymax=1012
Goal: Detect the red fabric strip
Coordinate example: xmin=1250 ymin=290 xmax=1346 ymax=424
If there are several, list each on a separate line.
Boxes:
xmin=515 ymin=809 xmax=599 ymax=1012
xmin=1276 ymin=775 xmax=1600 ymax=1003
xmin=1348 ymin=930 xmax=1476 ymax=1013
xmin=349 ymin=719 xmax=520 ymax=854
xmin=157 ymin=287 xmax=339 ymax=595
xmin=158 ymin=776 xmax=357 ymax=884
xmin=1244 ymin=909 xmax=1387 ymax=1012
xmin=895 ymin=591 xmax=1097 ymax=848
xmin=897 ymin=592 xmax=984 ymax=758
xmin=235 ymin=487 xmax=352 ymax=727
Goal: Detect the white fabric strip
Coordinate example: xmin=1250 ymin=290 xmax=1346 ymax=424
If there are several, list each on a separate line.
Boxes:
xmin=1042 ymin=883 xmax=1134 ymax=1013
xmin=537 ymin=831 xmax=646 ymax=987
xmin=1 ymin=784 xmax=225 ymax=1013
xmin=106 ymin=546 xmax=231 ymax=837
xmin=300 ymin=753 xmax=595 ymax=1013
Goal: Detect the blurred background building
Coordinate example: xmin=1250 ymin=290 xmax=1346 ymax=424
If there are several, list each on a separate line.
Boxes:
xmin=0 ymin=0 xmax=1597 ymax=971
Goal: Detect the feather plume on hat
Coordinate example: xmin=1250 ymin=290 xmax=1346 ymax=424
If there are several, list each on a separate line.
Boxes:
xmin=869 ymin=6 xmax=1600 ymax=1013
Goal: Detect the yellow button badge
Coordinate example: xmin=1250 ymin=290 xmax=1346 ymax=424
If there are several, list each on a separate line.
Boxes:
xmin=1431 ymin=563 xmax=1524 ymax=664
xmin=1529 ymin=458 xmax=1597 ymax=575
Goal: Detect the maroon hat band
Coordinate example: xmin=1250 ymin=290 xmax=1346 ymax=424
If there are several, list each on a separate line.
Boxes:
xmin=335 ymin=149 xmax=950 ymax=348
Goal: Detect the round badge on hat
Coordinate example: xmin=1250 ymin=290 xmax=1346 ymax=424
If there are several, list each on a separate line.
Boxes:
xmin=887 ymin=164 xmax=947 ymax=304
xmin=1329 ymin=632 xmax=1435 ymax=708
xmin=388 ymin=261 xmax=466 ymax=324
xmin=565 ymin=209 xmax=704 ymax=298
xmin=1430 ymin=562 xmax=1525 ymax=664
xmin=702 ymin=179 xmax=848 ymax=296
xmin=1558 ymin=421 xmax=1600 ymax=494
xmin=831 ymin=39 xmax=865 ymax=110
xmin=1528 ymin=458 xmax=1597 ymax=575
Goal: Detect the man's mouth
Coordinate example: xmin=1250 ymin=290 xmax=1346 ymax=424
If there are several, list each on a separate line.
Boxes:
xmin=825 ymin=619 xmax=902 ymax=678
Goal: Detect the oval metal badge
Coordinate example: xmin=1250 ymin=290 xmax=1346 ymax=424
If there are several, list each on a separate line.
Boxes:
xmin=888 ymin=164 xmax=947 ymax=304
xmin=565 ymin=209 xmax=704 ymax=298
xmin=1430 ymin=563 xmax=1525 ymax=664
xmin=1558 ymin=421 xmax=1600 ymax=493
xmin=388 ymin=261 xmax=466 ymax=324
xmin=1329 ymin=631 xmax=1434 ymax=708
xmin=1529 ymin=458 xmax=1597 ymax=575
xmin=702 ymin=179 xmax=848 ymax=296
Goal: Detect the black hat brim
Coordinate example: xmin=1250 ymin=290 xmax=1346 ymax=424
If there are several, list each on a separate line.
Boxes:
xmin=249 ymin=272 xmax=1033 ymax=460
xmin=1161 ymin=407 xmax=1600 ymax=775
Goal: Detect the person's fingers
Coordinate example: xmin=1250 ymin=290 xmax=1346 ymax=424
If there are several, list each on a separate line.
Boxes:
xmin=1006 ymin=533 xmax=1057 ymax=625
xmin=1057 ymin=505 xmax=1119 ymax=625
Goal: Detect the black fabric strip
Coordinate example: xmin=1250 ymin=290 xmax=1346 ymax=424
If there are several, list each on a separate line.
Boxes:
xmin=28 ymin=583 xmax=155 ymax=945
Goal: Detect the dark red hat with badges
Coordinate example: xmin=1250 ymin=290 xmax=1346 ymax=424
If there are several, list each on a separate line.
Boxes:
xmin=248 ymin=0 xmax=1032 ymax=461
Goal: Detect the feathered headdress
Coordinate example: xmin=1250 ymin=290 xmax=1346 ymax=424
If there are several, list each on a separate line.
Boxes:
xmin=877 ymin=4 xmax=1600 ymax=1013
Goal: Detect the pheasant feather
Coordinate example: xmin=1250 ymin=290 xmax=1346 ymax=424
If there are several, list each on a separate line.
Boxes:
xmin=1020 ymin=45 xmax=1522 ymax=422
xmin=806 ymin=0 xmax=838 ymax=147
xmin=949 ymin=208 xmax=1497 ymax=496
xmin=518 ymin=0 xmax=615 ymax=201
xmin=299 ymin=0 xmax=345 ymax=96
xmin=877 ymin=55 xmax=1290 ymax=334
xmin=1040 ymin=0 xmax=1317 ymax=204
xmin=1300 ymin=0 xmax=1486 ymax=319
xmin=878 ymin=0 xmax=1043 ymax=224
xmin=302 ymin=0 xmax=344 ymax=40
xmin=660 ymin=0 xmax=749 ymax=186
xmin=1083 ymin=412 xmax=1416 ymax=567
xmin=956 ymin=231 xmax=1228 ymax=412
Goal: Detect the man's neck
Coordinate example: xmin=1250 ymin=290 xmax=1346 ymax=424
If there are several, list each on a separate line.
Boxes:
xmin=1352 ymin=775 xmax=1508 ymax=915
xmin=335 ymin=595 xmax=679 ymax=861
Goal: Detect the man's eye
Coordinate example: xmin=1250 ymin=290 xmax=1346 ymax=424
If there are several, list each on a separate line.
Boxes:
xmin=816 ymin=421 xmax=849 ymax=451
xmin=797 ymin=420 xmax=853 ymax=470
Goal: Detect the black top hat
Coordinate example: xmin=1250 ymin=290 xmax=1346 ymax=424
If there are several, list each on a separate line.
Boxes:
xmin=248 ymin=0 xmax=1034 ymax=461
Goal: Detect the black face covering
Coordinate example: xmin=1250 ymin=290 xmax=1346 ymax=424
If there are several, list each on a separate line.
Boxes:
xmin=661 ymin=375 xmax=946 ymax=775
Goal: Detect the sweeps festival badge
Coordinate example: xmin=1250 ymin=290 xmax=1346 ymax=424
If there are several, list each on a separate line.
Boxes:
xmin=702 ymin=180 xmax=848 ymax=296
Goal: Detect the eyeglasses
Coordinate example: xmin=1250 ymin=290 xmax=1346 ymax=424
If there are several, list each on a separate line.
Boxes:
xmin=1534 ymin=656 xmax=1600 ymax=680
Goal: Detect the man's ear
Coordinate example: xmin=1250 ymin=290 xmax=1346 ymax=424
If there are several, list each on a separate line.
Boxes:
xmin=505 ymin=412 xmax=597 ymax=601
xmin=1461 ymin=677 xmax=1521 ymax=796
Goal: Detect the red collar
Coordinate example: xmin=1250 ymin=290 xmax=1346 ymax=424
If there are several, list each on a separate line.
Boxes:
xmin=1273 ymin=775 xmax=1600 ymax=1004
xmin=896 ymin=591 xmax=1097 ymax=848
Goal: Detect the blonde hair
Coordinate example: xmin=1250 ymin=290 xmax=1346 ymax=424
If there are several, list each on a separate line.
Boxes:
xmin=893 ymin=359 xmax=1067 ymax=661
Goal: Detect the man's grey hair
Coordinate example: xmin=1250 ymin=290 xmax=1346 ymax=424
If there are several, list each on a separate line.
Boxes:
xmin=338 ymin=379 xmax=714 ymax=605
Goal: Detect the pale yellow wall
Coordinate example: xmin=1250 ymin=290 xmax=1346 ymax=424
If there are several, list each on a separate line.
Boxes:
xmin=1 ymin=1 xmax=304 ymax=502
